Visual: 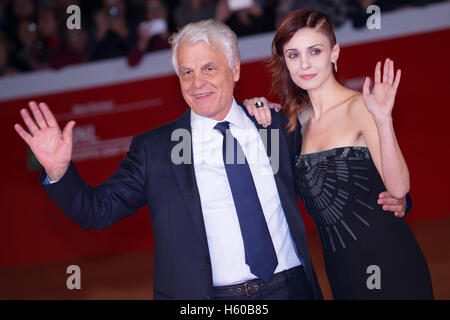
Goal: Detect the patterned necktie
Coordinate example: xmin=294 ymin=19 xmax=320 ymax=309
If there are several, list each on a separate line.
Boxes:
xmin=214 ymin=121 xmax=278 ymax=282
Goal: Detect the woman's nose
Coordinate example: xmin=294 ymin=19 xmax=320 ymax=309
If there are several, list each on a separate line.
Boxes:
xmin=301 ymin=56 xmax=311 ymax=70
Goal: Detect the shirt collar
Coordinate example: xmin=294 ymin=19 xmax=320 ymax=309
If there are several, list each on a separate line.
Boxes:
xmin=190 ymin=97 xmax=246 ymax=134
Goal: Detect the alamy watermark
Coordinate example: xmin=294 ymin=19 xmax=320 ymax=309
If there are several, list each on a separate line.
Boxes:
xmin=366 ymin=5 xmax=381 ymax=30
xmin=366 ymin=265 xmax=381 ymax=290
xmin=66 ymin=265 xmax=81 ymax=290
xmin=170 ymin=128 xmax=280 ymax=175
xmin=66 ymin=5 xmax=81 ymax=30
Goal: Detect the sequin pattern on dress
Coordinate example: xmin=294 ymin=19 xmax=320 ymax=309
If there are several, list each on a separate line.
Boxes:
xmin=295 ymin=146 xmax=374 ymax=253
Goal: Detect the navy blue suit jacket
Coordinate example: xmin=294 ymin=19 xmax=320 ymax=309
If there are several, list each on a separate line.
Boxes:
xmin=41 ymin=103 xmax=323 ymax=300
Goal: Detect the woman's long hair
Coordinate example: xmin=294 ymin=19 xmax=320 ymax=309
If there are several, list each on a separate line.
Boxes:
xmin=268 ymin=9 xmax=336 ymax=132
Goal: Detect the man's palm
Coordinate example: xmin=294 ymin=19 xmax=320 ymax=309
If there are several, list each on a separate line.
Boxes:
xmin=14 ymin=101 xmax=75 ymax=181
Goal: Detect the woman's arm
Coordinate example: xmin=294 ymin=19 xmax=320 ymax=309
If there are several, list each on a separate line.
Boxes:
xmin=243 ymin=97 xmax=281 ymax=127
xmin=356 ymin=58 xmax=410 ymax=198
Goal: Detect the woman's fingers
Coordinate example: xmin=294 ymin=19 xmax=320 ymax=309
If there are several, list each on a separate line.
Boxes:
xmin=260 ymin=97 xmax=272 ymax=126
xmin=362 ymin=76 xmax=371 ymax=96
xmin=270 ymin=103 xmax=282 ymax=112
xmin=374 ymin=61 xmax=381 ymax=84
xmin=243 ymin=97 xmax=280 ymax=127
xmin=388 ymin=59 xmax=394 ymax=85
xmin=393 ymin=69 xmax=401 ymax=91
xmin=243 ymin=99 xmax=257 ymax=116
xmin=255 ymin=98 xmax=273 ymax=127
xmin=382 ymin=58 xmax=389 ymax=83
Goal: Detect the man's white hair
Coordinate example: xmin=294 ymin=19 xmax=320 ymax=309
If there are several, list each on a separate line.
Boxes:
xmin=169 ymin=19 xmax=240 ymax=75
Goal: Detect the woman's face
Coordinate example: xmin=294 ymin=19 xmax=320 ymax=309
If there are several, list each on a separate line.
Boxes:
xmin=283 ymin=27 xmax=339 ymax=91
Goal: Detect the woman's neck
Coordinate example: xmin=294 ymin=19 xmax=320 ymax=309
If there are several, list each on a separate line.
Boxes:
xmin=307 ymin=76 xmax=350 ymax=120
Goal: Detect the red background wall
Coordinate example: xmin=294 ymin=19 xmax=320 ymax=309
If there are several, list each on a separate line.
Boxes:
xmin=1 ymin=28 xmax=449 ymax=268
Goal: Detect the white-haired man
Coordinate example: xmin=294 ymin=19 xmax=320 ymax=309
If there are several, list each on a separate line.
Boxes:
xmin=15 ymin=20 xmax=322 ymax=300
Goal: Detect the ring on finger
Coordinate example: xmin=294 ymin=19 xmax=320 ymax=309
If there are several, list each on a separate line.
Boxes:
xmin=255 ymin=101 xmax=264 ymax=108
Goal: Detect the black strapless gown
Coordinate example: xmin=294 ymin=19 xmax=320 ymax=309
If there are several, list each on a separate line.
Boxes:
xmin=295 ymin=146 xmax=433 ymax=299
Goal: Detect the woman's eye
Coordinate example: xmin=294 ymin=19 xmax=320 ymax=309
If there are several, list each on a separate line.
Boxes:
xmin=311 ymin=49 xmax=321 ymax=55
xmin=288 ymin=53 xmax=298 ymax=59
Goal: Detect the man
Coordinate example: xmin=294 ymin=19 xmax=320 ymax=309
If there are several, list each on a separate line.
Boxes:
xmin=14 ymin=20 xmax=406 ymax=300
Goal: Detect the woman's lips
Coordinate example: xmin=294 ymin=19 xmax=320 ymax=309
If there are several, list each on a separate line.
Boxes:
xmin=300 ymin=74 xmax=317 ymax=80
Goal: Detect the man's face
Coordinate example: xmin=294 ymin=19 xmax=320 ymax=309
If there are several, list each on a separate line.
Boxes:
xmin=177 ymin=40 xmax=240 ymax=120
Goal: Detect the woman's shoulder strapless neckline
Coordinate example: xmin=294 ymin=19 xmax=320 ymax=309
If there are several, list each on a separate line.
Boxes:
xmin=296 ymin=146 xmax=371 ymax=168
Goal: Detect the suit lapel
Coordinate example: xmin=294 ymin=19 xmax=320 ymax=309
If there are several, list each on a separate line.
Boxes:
xmin=168 ymin=109 xmax=209 ymax=254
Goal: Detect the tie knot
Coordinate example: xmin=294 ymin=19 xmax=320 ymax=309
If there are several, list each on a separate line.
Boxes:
xmin=214 ymin=121 xmax=230 ymax=136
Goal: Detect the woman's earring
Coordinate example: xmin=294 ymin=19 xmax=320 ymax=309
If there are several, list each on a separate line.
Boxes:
xmin=334 ymin=61 xmax=338 ymax=72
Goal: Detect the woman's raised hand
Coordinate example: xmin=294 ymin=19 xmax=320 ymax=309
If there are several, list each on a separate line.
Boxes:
xmin=242 ymin=97 xmax=281 ymax=128
xmin=14 ymin=101 xmax=75 ymax=181
xmin=362 ymin=58 xmax=401 ymax=124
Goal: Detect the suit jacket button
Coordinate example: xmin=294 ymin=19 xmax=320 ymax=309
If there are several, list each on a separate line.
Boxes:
xmin=204 ymin=295 xmax=212 ymax=300
xmin=205 ymin=257 xmax=211 ymax=265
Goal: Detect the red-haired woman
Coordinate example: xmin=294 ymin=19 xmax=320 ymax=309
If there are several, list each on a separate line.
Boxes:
xmin=244 ymin=9 xmax=433 ymax=299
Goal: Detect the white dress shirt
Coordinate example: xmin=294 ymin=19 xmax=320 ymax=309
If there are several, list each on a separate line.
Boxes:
xmin=191 ymin=98 xmax=301 ymax=286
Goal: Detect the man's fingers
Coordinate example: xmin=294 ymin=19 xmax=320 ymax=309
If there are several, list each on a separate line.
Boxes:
xmin=20 ymin=108 xmax=39 ymax=135
xmin=378 ymin=197 xmax=402 ymax=205
xmin=382 ymin=205 xmax=402 ymax=212
xmin=394 ymin=211 xmax=406 ymax=218
xmin=63 ymin=120 xmax=76 ymax=142
xmin=14 ymin=123 xmax=32 ymax=144
xmin=29 ymin=101 xmax=48 ymax=129
xmin=39 ymin=102 xmax=58 ymax=128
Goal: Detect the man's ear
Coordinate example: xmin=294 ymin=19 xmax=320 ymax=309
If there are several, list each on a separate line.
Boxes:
xmin=331 ymin=43 xmax=340 ymax=64
xmin=233 ymin=60 xmax=241 ymax=82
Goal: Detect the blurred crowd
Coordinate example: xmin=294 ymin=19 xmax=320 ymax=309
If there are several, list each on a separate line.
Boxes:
xmin=0 ymin=0 xmax=447 ymax=77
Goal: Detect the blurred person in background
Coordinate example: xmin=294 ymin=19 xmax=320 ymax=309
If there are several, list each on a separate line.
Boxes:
xmin=12 ymin=0 xmax=35 ymax=21
xmin=275 ymin=0 xmax=353 ymax=29
xmin=174 ymin=0 xmax=216 ymax=29
xmin=90 ymin=0 xmax=135 ymax=61
xmin=215 ymin=0 xmax=275 ymax=37
xmin=0 ymin=0 xmax=9 ymax=30
xmin=127 ymin=0 xmax=170 ymax=67
xmin=50 ymin=28 xmax=89 ymax=70
xmin=10 ymin=18 xmax=39 ymax=72
xmin=35 ymin=4 xmax=60 ymax=69
xmin=0 ymin=30 xmax=18 ymax=76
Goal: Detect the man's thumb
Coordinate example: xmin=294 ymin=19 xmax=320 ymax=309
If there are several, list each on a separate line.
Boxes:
xmin=63 ymin=121 xmax=76 ymax=141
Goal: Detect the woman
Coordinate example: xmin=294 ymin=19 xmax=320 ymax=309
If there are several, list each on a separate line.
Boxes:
xmin=244 ymin=9 xmax=433 ymax=299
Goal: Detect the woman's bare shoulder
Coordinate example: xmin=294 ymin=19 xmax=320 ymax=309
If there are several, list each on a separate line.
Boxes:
xmin=348 ymin=92 xmax=369 ymax=117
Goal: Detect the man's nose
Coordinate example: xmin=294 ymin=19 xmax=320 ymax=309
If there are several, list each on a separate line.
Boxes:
xmin=193 ymin=72 xmax=206 ymax=88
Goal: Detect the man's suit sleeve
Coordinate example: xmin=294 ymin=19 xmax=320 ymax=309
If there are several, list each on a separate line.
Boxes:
xmin=40 ymin=135 xmax=147 ymax=229
xmin=404 ymin=193 xmax=412 ymax=218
